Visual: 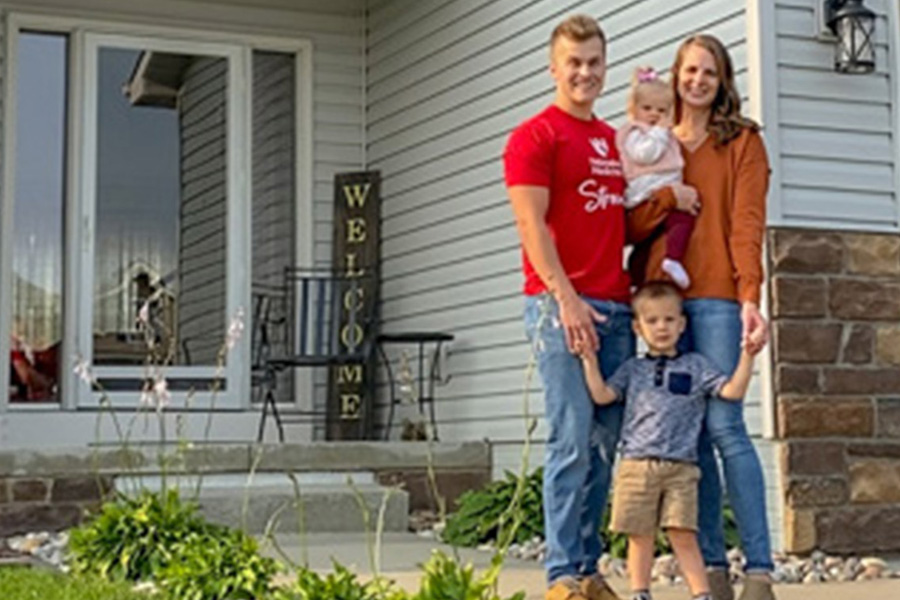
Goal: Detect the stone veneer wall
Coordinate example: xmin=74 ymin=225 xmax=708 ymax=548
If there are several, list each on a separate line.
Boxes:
xmin=0 ymin=476 xmax=113 ymax=536
xmin=769 ymin=228 xmax=900 ymax=554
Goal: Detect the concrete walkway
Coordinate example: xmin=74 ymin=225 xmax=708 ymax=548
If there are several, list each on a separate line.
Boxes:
xmin=262 ymin=532 xmax=900 ymax=600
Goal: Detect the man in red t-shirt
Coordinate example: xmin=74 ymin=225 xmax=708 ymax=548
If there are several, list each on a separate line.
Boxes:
xmin=504 ymin=15 xmax=634 ymax=600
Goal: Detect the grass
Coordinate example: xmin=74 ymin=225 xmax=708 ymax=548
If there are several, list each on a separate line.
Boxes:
xmin=0 ymin=567 xmax=160 ymax=600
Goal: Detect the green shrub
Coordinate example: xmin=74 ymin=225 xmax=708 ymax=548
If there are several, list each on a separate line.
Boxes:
xmin=160 ymin=527 xmax=279 ymax=600
xmin=68 ymin=488 xmax=209 ymax=582
xmin=68 ymin=488 xmax=279 ymax=600
xmin=0 ymin=567 xmax=155 ymax=600
xmin=273 ymin=562 xmax=386 ymax=600
xmin=442 ymin=468 xmax=543 ymax=548
xmin=443 ymin=467 xmax=741 ymax=558
xmin=407 ymin=551 xmax=525 ymax=600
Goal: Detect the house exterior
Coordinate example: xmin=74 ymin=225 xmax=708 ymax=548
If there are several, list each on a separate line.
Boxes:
xmin=1 ymin=0 xmax=898 ymax=554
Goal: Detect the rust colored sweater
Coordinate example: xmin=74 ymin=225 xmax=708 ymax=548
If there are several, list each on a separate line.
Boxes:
xmin=627 ymin=127 xmax=769 ymax=305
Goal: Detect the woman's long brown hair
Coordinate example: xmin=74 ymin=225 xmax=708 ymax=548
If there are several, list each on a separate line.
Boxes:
xmin=671 ymin=34 xmax=759 ymax=146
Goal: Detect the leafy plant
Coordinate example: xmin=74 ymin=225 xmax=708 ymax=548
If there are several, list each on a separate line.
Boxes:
xmin=68 ymin=488 xmax=209 ymax=582
xmin=68 ymin=487 xmax=279 ymax=600
xmin=160 ymin=527 xmax=279 ymax=600
xmin=407 ymin=551 xmax=525 ymax=600
xmin=442 ymin=468 xmax=543 ymax=548
xmin=273 ymin=562 xmax=388 ymax=600
xmin=443 ymin=467 xmax=741 ymax=559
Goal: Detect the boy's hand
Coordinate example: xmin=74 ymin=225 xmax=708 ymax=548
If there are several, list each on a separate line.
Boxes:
xmin=743 ymin=326 xmax=767 ymax=356
xmin=573 ymin=339 xmax=598 ymax=361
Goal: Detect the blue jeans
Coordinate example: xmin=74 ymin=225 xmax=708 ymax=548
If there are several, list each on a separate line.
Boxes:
xmin=678 ymin=299 xmax=774 ymax=573
xmin=524 ymin=294 xmax=635 ymax=583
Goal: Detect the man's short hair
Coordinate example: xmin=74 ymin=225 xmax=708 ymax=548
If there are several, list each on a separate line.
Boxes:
xmin=550 ymin=14 xmax=606 ymax=52
xmin=632 ymin=281 xmax=683 ymax=313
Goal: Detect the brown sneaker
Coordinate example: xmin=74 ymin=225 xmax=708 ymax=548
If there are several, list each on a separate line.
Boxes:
xmin=708 ymin=569 xmax=734 ymax=600
xmin=546 ymin=576 xmax=589 ymax=600
xmin=737 ymin=577 xmax=776 ymax=600
xmin=580 ymin=573 xmax=622 ymax=600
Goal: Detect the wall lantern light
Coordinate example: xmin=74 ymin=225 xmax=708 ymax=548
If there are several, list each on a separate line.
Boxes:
xmin=824 ymin=0 xmax=876 ymax=74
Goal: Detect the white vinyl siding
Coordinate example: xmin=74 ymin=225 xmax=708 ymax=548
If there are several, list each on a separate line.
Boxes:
xmin=773 ymin=0 xmax=897 ymax=230
xmin=366 ymin=0 xmax=783 ymax=544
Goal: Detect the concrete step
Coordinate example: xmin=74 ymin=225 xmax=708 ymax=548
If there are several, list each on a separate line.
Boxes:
xmin=115 ymin=472 xmax=409 ymax=534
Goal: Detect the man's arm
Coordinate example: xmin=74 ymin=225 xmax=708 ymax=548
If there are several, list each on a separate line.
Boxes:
xmin=508 ymin=185 xmax=603 ymax=352
xmin=720 ymin=349 xmax=754 ymax=401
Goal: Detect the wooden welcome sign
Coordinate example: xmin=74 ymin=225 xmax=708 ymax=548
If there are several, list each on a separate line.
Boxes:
xmin=327 ymin=171 xmax=380 ymax=440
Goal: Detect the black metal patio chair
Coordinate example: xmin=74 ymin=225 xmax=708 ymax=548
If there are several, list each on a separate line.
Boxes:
xmin=254 ymin=267 xmax=377 ymax=442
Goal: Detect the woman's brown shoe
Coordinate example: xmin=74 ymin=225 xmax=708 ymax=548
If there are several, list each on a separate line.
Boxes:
xmin=708 ymin=569 xmax=734 ymax=600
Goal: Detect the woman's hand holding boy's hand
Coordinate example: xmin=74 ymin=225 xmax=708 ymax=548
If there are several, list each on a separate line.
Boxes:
xmin=671 ymin=184 xmax=701 ymax=216
xmin=741 ymin=302 xmax=769 ymax=355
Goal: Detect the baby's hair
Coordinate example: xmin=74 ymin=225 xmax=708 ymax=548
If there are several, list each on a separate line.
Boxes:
xmin=626 ymin=66 xmax=674 ymax=119
xmin=632 ymin=280 xmax=683 ymax=313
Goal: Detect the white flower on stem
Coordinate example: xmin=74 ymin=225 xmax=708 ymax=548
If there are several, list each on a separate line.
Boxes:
xmin=153 ymin=374 xmax=171 ymax=408
xmin=140 ymin=371 xmax=171 ymax=410
xmin=225 ymin=307 xmax=245 ymax=350
xmin=137 ymin=301 xmax=151 ymax=326
xmin=72 ymin=356 xmax=95 ymax=385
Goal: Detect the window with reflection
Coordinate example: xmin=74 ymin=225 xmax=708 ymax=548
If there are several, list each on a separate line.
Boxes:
xmin=9 ymin=32 xmax=68 ymax=403
xmin=92 ymin=48 xmax=227 ymax=367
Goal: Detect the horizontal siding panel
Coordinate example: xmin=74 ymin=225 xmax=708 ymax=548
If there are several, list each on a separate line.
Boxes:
xmin=779 ymin=97 xmax=891 ymax=133
xmin=777 ymin=67 xmax=890 ymax=104
xmin=776 ymin=36 xmax=890 ymax=74
xmin=782 ymin=187 xmax=897 ymax=225
xmin=780 ymin=128 xmax=893 ymax=163
xmin=781 ymin=157 xmax=894 ymax=194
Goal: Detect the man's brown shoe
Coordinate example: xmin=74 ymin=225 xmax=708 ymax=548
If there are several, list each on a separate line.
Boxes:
xmin=580 ymin=573 xmax=622 ymax=600
xmin=737 ymin=577 xmax=776 ymax=600
xmin=546 ymin=576 xmax=589 ymax=600
xmin=708 ymin=569 xmax=735 ymax=600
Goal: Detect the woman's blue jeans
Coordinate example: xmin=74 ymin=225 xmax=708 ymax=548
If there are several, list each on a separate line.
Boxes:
xmin=678 ymin=299 xmax=774 ymax=573
xmin=524 ymin=294 xmax=635 ymax=583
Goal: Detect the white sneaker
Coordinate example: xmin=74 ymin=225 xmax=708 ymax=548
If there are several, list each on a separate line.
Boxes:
xmin=662 ymin=258 xmax=690 ymax=289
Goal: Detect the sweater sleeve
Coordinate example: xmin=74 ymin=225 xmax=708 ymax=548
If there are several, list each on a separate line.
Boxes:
xmin=730 ymin=130 xmax=769 ymax=305
xmin=626 ymin=186 xmax=677 ymax=244
xmin=623 ymin=126 xmax=669 ymax=165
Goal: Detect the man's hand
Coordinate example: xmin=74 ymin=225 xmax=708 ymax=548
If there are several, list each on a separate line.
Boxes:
xmin=741 ymin=301 xmax=769 ymax=354
xmin=558 ymin=292 xmax=606 ymax=353
xmin=671 ymin=183 xmax=700 ymax=216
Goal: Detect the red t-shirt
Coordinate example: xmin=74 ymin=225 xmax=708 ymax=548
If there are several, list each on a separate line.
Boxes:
xmin=504 ymin=105 xmax=631 ymax=301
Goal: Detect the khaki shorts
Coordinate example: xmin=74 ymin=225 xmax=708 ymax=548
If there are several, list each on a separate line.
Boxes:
xmin=610 ymin=457 xmax=701 ymax=535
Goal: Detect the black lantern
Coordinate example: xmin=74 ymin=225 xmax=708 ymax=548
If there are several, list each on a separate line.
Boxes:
xmin=825 ymin=0 xmax=877 ymax=74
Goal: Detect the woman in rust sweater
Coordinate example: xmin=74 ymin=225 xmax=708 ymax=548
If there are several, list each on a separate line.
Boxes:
xmin=628 ymin=35 xmax=775 ymax=600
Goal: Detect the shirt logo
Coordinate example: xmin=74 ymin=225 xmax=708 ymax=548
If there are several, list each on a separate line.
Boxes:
xmin=578 ymin=181 xmax=624 ymax=213
xmin=589 ymin=137 xmax=609 ymax=158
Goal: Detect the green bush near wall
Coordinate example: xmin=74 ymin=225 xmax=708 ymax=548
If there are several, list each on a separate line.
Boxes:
xmin=443 ymin=467 xmax=740 ymax=558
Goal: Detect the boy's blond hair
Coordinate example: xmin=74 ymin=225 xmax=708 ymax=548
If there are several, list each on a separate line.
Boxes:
xmin=632 ymin=280 xmax=683 ymax=314
xmin=550 ymin=14 xmax=606 ymax=54
xmin=626 ymin=66 xmax=674 ymax=120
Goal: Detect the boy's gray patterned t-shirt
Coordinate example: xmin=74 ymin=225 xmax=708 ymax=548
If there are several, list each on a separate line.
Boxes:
xmin=607 ymin=352 xmax=729 ymax=463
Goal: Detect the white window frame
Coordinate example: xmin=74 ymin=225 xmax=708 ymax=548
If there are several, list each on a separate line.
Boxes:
xmin=0 ymin=12 xmax=314 ymax=414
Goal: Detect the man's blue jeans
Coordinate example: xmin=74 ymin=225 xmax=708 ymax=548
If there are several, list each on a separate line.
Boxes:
xmin=524 ymin=294 xmax=635 ymax=583
xmin=679 ymin=299 xmax=774 ymax=573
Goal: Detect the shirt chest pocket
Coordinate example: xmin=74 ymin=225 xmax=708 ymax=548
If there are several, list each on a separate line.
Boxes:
xmin=668 ymin=372 xmax=693 ymax=395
